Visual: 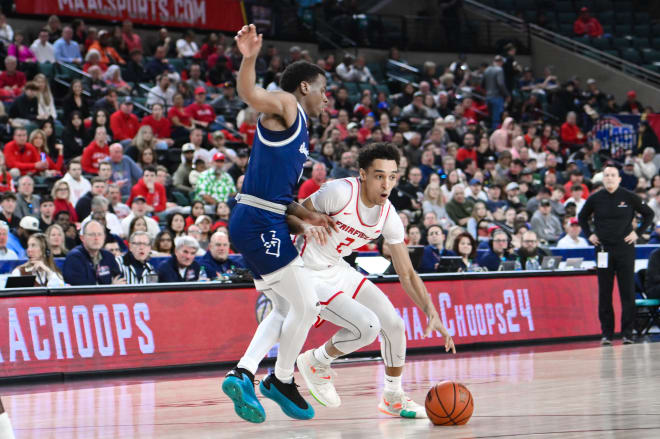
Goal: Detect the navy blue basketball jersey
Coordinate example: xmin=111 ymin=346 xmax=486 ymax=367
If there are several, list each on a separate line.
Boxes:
xmin=241 ymin=103 xmax=310 ymax=205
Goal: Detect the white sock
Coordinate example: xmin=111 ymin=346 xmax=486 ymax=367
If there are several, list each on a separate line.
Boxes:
xmin=0 ymin=412 xmax=15 ymax=439
xmin=274 ymin=365 xmax=293 ymax=384
xmin=384 ymin=375 xmax=403 ymax=393
xmin=236 ymin=359 xmax=258 ymax=376
xmin=313 ymin=345 xmax=335 ymax=366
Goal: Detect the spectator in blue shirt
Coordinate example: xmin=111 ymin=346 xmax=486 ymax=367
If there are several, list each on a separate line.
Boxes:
xmin=477 ymin=228 xmax=517 ymax=271
xmin=200 ymin=231 xmax=245 ymax=279
xmin=53 ymin=26 xmax=82 ymax=65
xmin=146 ymin=45 xmax=175 ymax=79
xmin=158 ymin=235 xmax=200 ymax=282
xmin=419 ymin=225 xmax=456 ymax=273
xmin=106 ymin=143 xmax=143 ymax=197
xmin=62 ymin=220 xmax=124 ymax=285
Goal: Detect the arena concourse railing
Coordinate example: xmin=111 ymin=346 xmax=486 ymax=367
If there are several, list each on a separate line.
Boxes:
xmin=464 ymin=0 xmax=660 ymax=88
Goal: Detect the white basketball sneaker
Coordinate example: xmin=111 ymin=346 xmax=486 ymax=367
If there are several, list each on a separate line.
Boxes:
xmin=296 ymin=350 xmax=341 ymax=408
xmin=378 ymin=391 xmax=427 ymax=419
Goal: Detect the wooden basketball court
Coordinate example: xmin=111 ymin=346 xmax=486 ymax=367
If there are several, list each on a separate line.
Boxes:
xmin=3 ymin=340 xmax=660 ymax=438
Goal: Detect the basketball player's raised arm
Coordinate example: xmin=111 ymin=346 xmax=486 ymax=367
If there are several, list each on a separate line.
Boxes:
xmin=389 ymin=242 xmax=456 ymax=353
xmin=235 ymin=24 xmax=298 ymax=124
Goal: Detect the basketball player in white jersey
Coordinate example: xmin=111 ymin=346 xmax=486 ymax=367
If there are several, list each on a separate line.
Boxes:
xmin=287 ymin=142 xmax=456 ymax=418
xmin=0 ymin=398 xmax=15 ymax=439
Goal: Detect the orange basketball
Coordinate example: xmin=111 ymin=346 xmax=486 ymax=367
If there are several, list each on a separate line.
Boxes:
xmin=425 ymin=381 xmax=474 ymax=425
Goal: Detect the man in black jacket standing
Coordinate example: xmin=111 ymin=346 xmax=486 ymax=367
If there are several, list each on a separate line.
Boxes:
xmin=578 ymin=165 xmax=654 ymax=345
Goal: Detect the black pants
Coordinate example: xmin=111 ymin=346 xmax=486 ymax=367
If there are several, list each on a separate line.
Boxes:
xmin=647 ymin=285 xmax=660 ymax=300
xmin=596 ymin=243 xmax=636 ymax=339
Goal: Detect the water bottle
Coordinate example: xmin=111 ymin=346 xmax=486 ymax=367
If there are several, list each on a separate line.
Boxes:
xmin=199 ymin=266 xmax=208 ymax=282
xmin=514 ymin=259 xmax=522 ymax=271
xmin=525 ymin=257 xmax=540 ymax=271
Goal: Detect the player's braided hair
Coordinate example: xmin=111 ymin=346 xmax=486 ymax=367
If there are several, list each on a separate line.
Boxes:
xmin=358 ymin=142 xmax=401 ymax=170
xmin=280 ymin=61 xmax=326 ymax=93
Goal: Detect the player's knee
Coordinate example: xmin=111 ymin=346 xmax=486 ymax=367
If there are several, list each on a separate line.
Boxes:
xmin=361 ymin=310 xmax=381 ymax=344
xmin=383 ymin=314 xmax=406 ymax=339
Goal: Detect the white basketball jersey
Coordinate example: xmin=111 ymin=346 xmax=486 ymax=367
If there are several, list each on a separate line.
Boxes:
xmin=300 ymin=177 xmax=394 ymax=270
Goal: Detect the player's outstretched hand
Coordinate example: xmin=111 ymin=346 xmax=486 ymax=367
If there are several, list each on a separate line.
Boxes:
xmin=303 ymin=224 xmax=330 ymax=246
xmin=307 ymin=211 xmax=339 ymax=235
xmin=425 ymin=309 xmax=456 ymax=353
xmin=235 ymin=24 xmax=262 ymax=58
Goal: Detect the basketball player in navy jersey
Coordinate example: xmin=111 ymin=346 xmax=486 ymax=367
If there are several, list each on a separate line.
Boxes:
xmin=232 ymin=142 xmax=456 ymax=419
xmin=221 ymin=24 xmax=334 ymax=423
xmin=0 ymin=398 xmax=15 ymax=439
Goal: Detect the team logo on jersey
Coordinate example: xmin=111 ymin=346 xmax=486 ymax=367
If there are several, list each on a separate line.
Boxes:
xmin=299 ymin=142 xmax=309 ymax=157
xmin=261 ymin=230 xmax=281 ymax=257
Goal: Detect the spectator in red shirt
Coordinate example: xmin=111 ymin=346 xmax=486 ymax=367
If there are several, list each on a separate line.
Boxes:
xmin=52 ymin=179 xmax=79 ymax=223
xmin=562 ymin=169 xmax=589 ymax=201
xmin=462 ymin=98 xmax=487 ymax=121
xmin=560 ymin=111 xmax=586 ymax=147
xmin=620 ymin=90 xmax=643 ymax=114
xmin=239 ymin=108 xmax=257 ymax=146
xmin=335 ymin=109 xmax=350 ymax=140
xmin=456 ymin=132 xmax=478 ymax=164
xmin=574 ymin=7 xmax=604 ymax=38
xmin=110 ymin=97 xmax=140 ymax=141
xmin=297 ymin=162 xmax=327 ymax=201
xmin=122 ymin=20 xmax=142 ymax=53
xmin=198 ymin=33 xmax=218 ymax=61
xmin=127 ymin=165 xmax=166 ymax=213
xmin=0 ymin=150 xmax=14 ymax=192
xmin=357 ymin=115 xmax=375 ymax=145
xmin=81 ymin=126 xmax=110 ymax=174
xmin=141 ymin=103 xmax=173 ymax=147
xmin=0 ymin=55 xmax=26 ymax=100
xmin=29 ymin=129 xmax=63 ymax=176
xmin=4 ymin=127 xmax=47 ymax=175
xmin=187 ymin=86 xmax=217 ymax=130
xmin=168 ymin=92 xmax=194 ymax=138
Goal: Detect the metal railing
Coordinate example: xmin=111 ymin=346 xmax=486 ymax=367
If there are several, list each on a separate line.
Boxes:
xmin=57 ymin=62 xmax=152 ymax=114
xmin=464 ymin=0 xmax=660 ymax=88
xmin=385 ymin=59 xmax=420 ymax=86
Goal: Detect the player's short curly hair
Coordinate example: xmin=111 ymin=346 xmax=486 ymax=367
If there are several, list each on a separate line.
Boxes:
xmin=358 ymin=142 xmax=401 ymax=170
xmin=279 ymin=61 xmax=326 ymax=93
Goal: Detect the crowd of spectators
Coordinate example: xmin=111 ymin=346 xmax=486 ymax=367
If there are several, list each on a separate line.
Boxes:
xmin=0 ymin=13 xmax=657 ymax=287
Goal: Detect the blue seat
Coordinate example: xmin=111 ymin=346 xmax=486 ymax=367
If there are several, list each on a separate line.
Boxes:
xmin=640 ymin=48 xmax=660 ymax=63
xmin=615 ymin=23 xmax=633 ymax=35
xmin=631 ymin=36 xmax=649 ymax=49
xmin=634 ymin=298 xmax=660 ymax=336
xmin=557 ymin=12 xmax=575 ymax=24
xmin=590 ymin=37 xmax=611 ymax=50
xmin=634 ymin=24 xmax=650 ymax=36
xmin=621 ymin=48 xmax=641 ymax=64
xmin=514 ymin=0 xmax=537 ymax=10
xmin=598 ymin=11 xmax=615 ymax=25
xmin=555 ymin=1 xmax=574 ymax=13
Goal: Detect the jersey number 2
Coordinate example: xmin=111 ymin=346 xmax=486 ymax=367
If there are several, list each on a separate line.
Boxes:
xmin=336 ymin=237 xmax=355 ymax=253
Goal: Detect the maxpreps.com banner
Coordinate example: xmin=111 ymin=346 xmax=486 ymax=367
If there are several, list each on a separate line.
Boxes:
xmin=15 ymin=0 xmax=245 ymax=32
xmin=0 ymin=275 xmax=617 ymax=378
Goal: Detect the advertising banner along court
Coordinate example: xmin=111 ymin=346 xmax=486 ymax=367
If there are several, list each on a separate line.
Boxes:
xmin=0 ymin=274 xmax=617 ymax=378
